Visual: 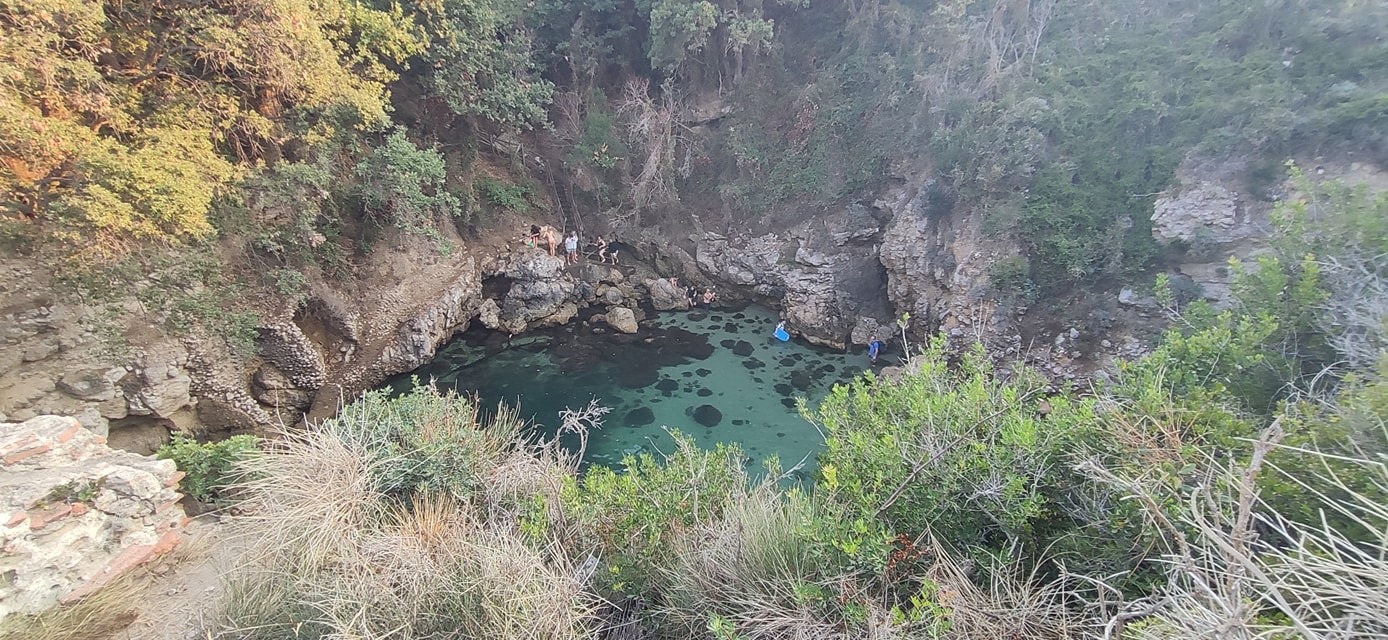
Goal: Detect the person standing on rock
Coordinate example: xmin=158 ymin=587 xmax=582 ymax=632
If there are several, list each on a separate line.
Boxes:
xmin=540 ymin=225 xmax=558 ymax=256
xmin=565 ymin=231 xmax=579 ymax=264
xmin=595 ymin=235 xmax=611 ymax=263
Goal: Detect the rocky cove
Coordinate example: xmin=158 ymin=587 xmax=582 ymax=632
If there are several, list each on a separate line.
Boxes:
xmin=7 ymin=160 xmax=1384 ymax=453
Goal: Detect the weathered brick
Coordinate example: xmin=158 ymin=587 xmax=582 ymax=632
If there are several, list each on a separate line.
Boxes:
xmin=151 ymin=528 xmax=181 ymax=555
xmin=56 ymin=422 xmax=82 ymax=443
xmin=28 ymin=503 xmax=73 ymax=530
xmin=155 ymin=497 xmax=182 ymax=515
xmin=59 ymin=543 xmax=156 ymax=605
xmin=164 ymin=470 xmax=186 ymax=488
xmin=5 ymin=511 xmax=28 ymax=527
xmin=69 ymin=502 xmax=89 ymax=517
xmin=3 ymin=441 xmax=53 ymax=465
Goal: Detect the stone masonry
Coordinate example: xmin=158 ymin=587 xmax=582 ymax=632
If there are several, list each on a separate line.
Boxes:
xmin=1 ymin=415 xmax=187 ymax=618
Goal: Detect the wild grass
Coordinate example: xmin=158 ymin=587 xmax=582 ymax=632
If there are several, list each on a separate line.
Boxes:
xmin=659 ymin=487 xmax=839 ymax=639
xmin=214 ymin=387 xmax=597 ymax=640
xmin=0 ymin=573 xmax=146 ymax=640
xmin=1101 ymin=422 xmax=1388 ymax=639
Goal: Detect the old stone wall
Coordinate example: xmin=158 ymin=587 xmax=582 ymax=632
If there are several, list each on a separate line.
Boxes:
xmin=1 ymin=415 xmax=186 ymax=618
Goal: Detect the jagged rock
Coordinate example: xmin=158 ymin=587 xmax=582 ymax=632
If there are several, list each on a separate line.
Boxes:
xmin=56 ymin=369 xmax=119 ymax=402
xmin=477 ymin=298 xmax=502 ymax=330
xmin=600 ymin=285 xmax=625 ymax=306
xmin=373 ymin=265 xmax=484 ymax=377
xmin=122 ymin=367 xmax=191 ymax=419
xmin=0 ymin=415 xmax=186 ymax=617
xmin=251 ymin=366 xmax=315 ymax=410
xmin=1151 ymin=181 xmax=1248 ymax=245
xmin=606 ymin=307 xmax=639 ymax=334
xmin=495 ymin=256 xmax=577 ymax=333
xmin=645 ymin=278 xmax=689 ymax=311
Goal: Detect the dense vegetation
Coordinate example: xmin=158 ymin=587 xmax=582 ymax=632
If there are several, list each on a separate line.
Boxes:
xmin=2 ymin=2 xmax=1386 ymax=636
xmin=6 ymin=1 xmax=1385 ymax=305
xmin=212 ymin=182 xmax=1387 ymax=638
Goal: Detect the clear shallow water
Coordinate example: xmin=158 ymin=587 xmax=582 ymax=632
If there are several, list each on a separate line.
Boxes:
xmin=382 ymin=305 xmax=879 ymax=469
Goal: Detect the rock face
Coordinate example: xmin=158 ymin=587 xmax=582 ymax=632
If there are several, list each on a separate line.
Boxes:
xmin=480 ymin=252 xmax=577 ymax=335
xmin=1151 ymin=181 xmax=1251 ymax=245
xmin=878 ymin=179 xmax=1022 ymax=355
xmin=645 ymin=277 xmax=690 ymax=311
xmin=695 ymin=204 xmax=892 ymax=349
xmin=0 ymin=415 xmax=187 ymax=618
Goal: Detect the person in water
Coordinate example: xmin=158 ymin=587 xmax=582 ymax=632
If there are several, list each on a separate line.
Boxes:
xmin=868 ymin=335 xmax=886 ymax=363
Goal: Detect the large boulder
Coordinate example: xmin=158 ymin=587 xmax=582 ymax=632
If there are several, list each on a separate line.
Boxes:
xmin=645 ymin=277 xmax=689 ymax=311
xmin=605 ymin=307 xmax=639 ymax=334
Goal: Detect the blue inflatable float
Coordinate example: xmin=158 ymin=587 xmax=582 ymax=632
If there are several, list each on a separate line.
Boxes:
xmin=773 ymin=323 xmax=791 ymax=342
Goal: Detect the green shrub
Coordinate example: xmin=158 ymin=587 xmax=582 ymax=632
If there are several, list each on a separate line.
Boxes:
xmin=477 ymin=177 xmax=535 ymax=212
xmin=157 ymin=434 xmax=260 ymax=503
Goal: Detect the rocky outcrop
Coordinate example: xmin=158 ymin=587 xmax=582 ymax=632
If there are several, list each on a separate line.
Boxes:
xmin=479 ymin=252 xmax=577 ymax=335
xmin=878 ymin=179 xmax=1022 ymax=354
xmin=694 ymin=204 xmax=893 ymax=349
xmin=645 ymin=277 xmax=690 ymax=311
xmin=1152 ymin=181 xmax=1254 ymax=245
xmin=1 ymin=415 xmax=187 ymax=618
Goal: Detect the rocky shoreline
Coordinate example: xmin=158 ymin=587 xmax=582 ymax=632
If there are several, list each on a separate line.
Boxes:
xmin=4 ymin=161 xmax=1382 ymax=451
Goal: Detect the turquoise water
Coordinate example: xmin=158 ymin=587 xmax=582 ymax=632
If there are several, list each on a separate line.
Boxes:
xmin=383 ymin=305 xmax=882 ymax=469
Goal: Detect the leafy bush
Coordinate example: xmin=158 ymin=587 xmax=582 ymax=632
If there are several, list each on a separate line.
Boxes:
xmin=478 ymin=177 xmax=536 ymax=212
xmin=354 ymin=129 xmax=461 ymax=235
xmin=566 ymin=434 xmax=747 ymax=595
xmin=157 ymin=434 xmax=260 ymax=504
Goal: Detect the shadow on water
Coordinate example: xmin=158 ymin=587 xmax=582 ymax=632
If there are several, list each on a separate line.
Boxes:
xmin=382 ymin=305 xmax=884 ymax=473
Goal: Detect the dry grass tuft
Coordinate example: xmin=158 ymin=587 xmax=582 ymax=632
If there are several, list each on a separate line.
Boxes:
xmin=659 ymin=487 xmax=842 ymax=639
xmin=0 ymin=573 xmax=146 ymax=640
xmin=1103 ymin=422 xmax=1388 ymax=639
xmin=214 ymin=391 xmax=597 ymax=640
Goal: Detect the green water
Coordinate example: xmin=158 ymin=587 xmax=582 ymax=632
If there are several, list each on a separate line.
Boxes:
xmin=384 ymin=305 xmax=884 ymax=469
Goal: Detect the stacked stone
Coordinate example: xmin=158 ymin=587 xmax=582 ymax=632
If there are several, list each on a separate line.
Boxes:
xmin=0 ymin=415 xmax=187 ymax=618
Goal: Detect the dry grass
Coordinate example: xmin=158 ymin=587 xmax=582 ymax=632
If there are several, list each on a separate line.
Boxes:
xmin=659 ymin=487 xmax=843 ymax=640
xmin=1102 ymin=422 xmax=1388 ymax=639
xmin=0 ymin=573 xmax=146 ymax=640
xmin=213 ymin=392 xmax=598 ymax=640
xmin=922 ymin=539 xmax=1081 ymax=640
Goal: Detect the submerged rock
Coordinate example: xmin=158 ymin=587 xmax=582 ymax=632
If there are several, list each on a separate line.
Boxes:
xmin=731 ymin=341 xmax=755 ymax=357
xmin=624 ymin=407 xmax=655 ymax=426
xmin=692 ymin=404 xmax=722 ymax=427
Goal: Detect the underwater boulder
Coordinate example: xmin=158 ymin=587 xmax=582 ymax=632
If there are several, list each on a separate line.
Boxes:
xmin=692 ymin=404 xmax=723 ymax=427
xmin=625 ymin=407 xmax=655 ymax=426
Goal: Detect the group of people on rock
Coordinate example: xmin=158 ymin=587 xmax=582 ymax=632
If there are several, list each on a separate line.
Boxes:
xmin=669 ymin=277 xmax=717 ymax=308
xmin=523 ymin=224 xmax=618 ymax=265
